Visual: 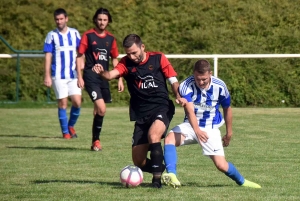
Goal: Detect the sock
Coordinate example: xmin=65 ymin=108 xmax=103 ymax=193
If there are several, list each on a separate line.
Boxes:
xmin=140 ymin=158 xmax=152 ymax=173
xmin=149 ymin=142 xmax=164 ymax=177
xmin=164 ymin=144 xmax=177 ymax=175
xmin=225 ymin=162 xmax=245 ymax=185
xmin=92 ymin=114 xmax=104 ymax=142
xmin=58 ymin=108 xmax=68 ymax=134
xmin=68 ymin=106 xmax=80 ymax=127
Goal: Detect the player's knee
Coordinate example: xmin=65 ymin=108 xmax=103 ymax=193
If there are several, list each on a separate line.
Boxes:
xmin=214 ymin=161 xmax=228 ymax=173
xmin=164 ymin=132 xmax=176 ymax=145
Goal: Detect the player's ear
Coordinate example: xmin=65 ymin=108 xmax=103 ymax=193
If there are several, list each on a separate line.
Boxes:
xmin=141 ymin=44 xmax=145 ymax=51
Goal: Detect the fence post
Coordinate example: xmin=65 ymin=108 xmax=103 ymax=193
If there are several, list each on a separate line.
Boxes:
xmin=213 ymin=56 xmax=218 ymax=77
xmin=16 ymin=54 xmax=20 ymax=102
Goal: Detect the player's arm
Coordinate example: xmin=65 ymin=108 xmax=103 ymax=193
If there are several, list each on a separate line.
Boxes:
xmin=183 ymin=102 xmax=209 ymax=143
xmin=112 ymin=57 xmax=124 ymax=92
xmin=93 ymin=63 xmax=120 ymax=80
xmin=222 ymin=106 xmax=233 ymax=147
xmin=76 ymin=53 xmax=85 ymax=89
xmin=44 ymin=52 xmax=52 ymax=87
xmin=160 ymin=53 xmax=183 ymax=103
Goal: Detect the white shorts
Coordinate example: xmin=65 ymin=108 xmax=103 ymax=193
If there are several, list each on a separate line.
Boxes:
xmin=52 ymin=78 xmax=81 ymax=99
xmin=169 ymin=122 xmax=225 ymax=156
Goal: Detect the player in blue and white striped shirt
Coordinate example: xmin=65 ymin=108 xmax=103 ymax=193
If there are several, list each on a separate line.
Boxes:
xmin=162 ymin=59 xmax=261 ymax=189
xmin=43 ymin=8 xmax=81 ymax=139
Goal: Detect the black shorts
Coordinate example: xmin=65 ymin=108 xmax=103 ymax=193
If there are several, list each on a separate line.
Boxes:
xmin=85 ymin=84 xmax=112 ymax=103
xmin=131 ymin=108 xmax=174 ymax=147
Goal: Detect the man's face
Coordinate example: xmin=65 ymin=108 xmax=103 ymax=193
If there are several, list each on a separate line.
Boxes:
xmin=194 ymin=70 xmax=212 ymax=89
xmin=95 ymin=14 xmax=109 ymax=31
xmin=55 ymin=14 xmax=68 ymax=30
xmin=124 ymin=43 xmax=145 ymax=63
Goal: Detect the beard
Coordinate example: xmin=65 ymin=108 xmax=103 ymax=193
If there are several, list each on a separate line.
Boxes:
xmin=97 ymin=24 xmax=107 ymax=32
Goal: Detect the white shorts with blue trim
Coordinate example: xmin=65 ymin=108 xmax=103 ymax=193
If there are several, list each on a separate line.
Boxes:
xmin=52 ymin=78 xmax=81 ymax=99
xmin=169 ymin=122 xmax=225 ymax=156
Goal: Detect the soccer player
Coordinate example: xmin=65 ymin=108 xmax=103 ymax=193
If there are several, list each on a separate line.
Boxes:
xmin=92 ymin=34 xmax=181 ymax=188
xmin=162 ymin=59 xmax=261 ymax=189
xmin=76 ymin=8 xmax=124 ymax=151
xmin=43 ymin=8 xmax=81 ymax=139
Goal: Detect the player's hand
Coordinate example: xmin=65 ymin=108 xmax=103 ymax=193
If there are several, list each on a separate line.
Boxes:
xmin=118 ymin=78 xmax=124 ymax=92
xmin=92 ymin=64 xmax=104 ymax=74
xmin=77 ymin=77 xmax=84 ymax=89
xmin=175 ymin=97 xmax=187 ymax=107
xmin=196 ymin=129 xmax=209 ymax=143
xmin=222 ymin=134 xmax=232 ymax=147
xmin=44 ymin=76 xmax=52 ymax=88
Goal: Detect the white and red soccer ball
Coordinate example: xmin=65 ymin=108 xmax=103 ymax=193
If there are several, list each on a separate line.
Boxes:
xmin=120 ymin=165 xmax=143 ymax=188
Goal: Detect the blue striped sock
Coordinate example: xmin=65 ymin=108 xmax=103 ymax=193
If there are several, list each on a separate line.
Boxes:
xmin=68 ymin=106 xmax=80 ymax=127
xmin=225 ymin=162 xmax=245 ymax=185
xmin=58 ymin=108 xmax=68 ymax=134
xmin=164 ymin=144 xmax=177 ymax=175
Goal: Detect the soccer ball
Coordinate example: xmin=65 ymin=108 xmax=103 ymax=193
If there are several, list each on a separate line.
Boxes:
xmin=120 ymin=165 xmax=143 ymax=188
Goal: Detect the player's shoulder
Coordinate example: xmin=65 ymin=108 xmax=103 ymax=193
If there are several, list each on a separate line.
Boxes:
xmin=82 ymin=28 xmax=96 ymax=36
xmin=181 ymin=75 xmax=194 ymax=86
xmin=68 ymin=27 xmax=80 ymax=33
xmin=148 ymin=51 xmax=164 ymax=56
xmin=105 ymin=30 xmax=117 ymax=39
xmin=211 ymin=76 xmax=227 ymax=88
xmin=46 ymin=28 xmax=58 ymax=36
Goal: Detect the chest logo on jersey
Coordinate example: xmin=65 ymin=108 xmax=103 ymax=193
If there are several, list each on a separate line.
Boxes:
xmin=148 ymin=65 xmax=153 ymax=70
xmin=135 ymin=75 xmax=158 ymax=89
xmin=93 ymin=49 xmax=108 ymax=61
xmin=194 ymin=102 xmax=214 ymax=111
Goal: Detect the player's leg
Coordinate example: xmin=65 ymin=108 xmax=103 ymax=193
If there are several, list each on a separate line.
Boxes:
xmin=206 ymin=129 xmax=261 ymax=188
xmin=52 ymin=78 xmax=71 ymax=139
xmin=132 ymin=121 xmax=151 ymax=171
xmin=68 ymin=79 xmax=82 ymax=138
xmin=131 ymin=119 xmax=162 ymax=188
xmin=210 ymin=155 xmax=261 ymax=188
xmin=163 ymin=122 xmax=195 ymax=188
xmin=91 ymin=98 xmax=106 ymax=150
xmin=147 ymin=111 xmax=174 ymax=188
xmin=85 ymin=84 xmax=106 ymax=151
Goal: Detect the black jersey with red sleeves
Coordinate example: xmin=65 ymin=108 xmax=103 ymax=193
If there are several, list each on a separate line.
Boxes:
xmin=78 ymin=29 xmax=119 ymax=87
xmin=115 ymin=52 xmax=177 ymax=120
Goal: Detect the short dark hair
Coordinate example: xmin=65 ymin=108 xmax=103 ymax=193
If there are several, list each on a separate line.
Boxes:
xmin=93 ymin=7 xmax=112 ymax=24
xmin=193 ymin=59 xmax=211 ymax=74
xmin=54 ymin=8 xmax=67 ymax=18
xmin=122 ymin=34 xmax=143 ymax=48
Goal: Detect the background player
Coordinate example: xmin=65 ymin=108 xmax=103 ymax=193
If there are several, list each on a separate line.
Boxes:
xmin=162 ymin=59 xmax=261 ymax=189
xmin=76 ymin=8 xmax=124 ymax=151
xmin=43 ymin=8 xmax=81 ymax=139
xmin=92 ymin=34 xmax=181 ymax=188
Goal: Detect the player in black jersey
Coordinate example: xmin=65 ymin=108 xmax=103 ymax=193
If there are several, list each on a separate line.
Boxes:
xmin=76 ymin=8 xmax=124 ymax=151
xmin=92 ymin=34 xmax=181 ymax=188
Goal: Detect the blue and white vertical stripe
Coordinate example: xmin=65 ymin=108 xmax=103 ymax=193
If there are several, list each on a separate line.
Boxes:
xmin=43 ymin=27 xmax=81 ymax=79
xmin=179 ymin=75 xmax=231 ymax=129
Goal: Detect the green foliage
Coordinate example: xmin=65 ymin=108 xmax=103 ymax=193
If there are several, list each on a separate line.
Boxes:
xmin=0 ymin=0 xmax=300 ymax=106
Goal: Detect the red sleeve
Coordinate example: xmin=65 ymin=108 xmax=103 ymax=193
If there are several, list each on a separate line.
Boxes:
xmin=78 ymin=32 xmax=88 ymax=54
xmin=110 ymin=38 xmax=119 ymax=58
xmin=160 ymin=53 xmax=177 ymax=78
xmin=114 ymin=57 xmax=128 ymax=76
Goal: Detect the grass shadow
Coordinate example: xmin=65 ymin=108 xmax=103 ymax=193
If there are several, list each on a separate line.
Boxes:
xmin=183 ymin=182 xmax=232 ymax=188
xmin=0 ymin=134 xmax=61 ymax=139
xmin=6 ymin=146 xmax=84 ymax=151
xmin=32 ymin=179 xmax=154 ymax=189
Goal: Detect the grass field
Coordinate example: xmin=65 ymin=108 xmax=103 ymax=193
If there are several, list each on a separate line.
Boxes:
xmin=0 ymin=107 xmax=299 ymax=201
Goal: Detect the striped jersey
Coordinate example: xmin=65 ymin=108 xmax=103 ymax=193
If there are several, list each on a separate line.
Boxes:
xmin=179 ymin=75 xmax=231 ymax=129
xmin=43 ymin=27 xmax=81 ymax=79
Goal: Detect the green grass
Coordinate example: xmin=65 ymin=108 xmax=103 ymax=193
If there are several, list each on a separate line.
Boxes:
xmin=0 ymin=107 xmax=299 ymax=201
